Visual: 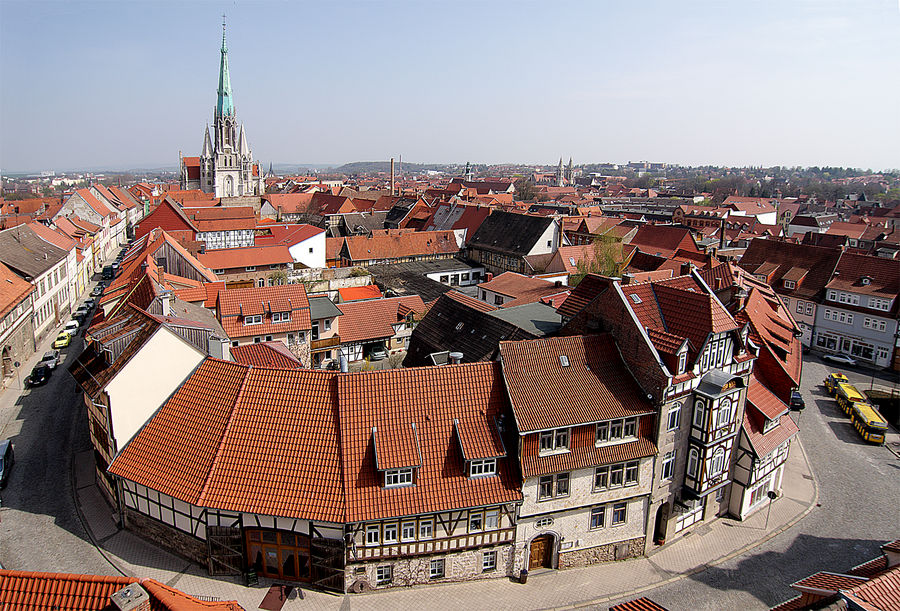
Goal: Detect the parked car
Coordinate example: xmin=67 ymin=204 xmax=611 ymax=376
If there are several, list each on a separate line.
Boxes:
xmin=82 ymin=298 xmax=95 ymax=309
xmin=369 ymin=347 xmax=388 ymax=361
xmin=789 ymin=390 xmax=805 ymax=410
xmin=822 ymin=353 xmax=857 ymax=367
xmin=38 ymin=350 xmax=60 ymax=370
xmin=73 ymin=308 xmax=89 ymax=322
xmin=25 ymin=364 xmax=51 ymax=388
xmin=0 ymin=439 xmax=13 ymax=488
xmin=64 ymin=320 xmax=80 ymax=336
xmin=90 ymin=285 xmax=103 ymax=297
xmin=53 ymin=332 xmax=72 ymax=349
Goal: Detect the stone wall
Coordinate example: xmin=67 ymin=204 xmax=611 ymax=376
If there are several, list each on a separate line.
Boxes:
xmin=124 ymin=507 xmax=207 ymax=567
xmin=558 ymin=536 xmax=644 ymax=569
xmin=345 ymin=543 xmax=514 ymax=592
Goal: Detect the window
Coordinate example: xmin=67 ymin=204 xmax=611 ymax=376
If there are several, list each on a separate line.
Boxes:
xmin=539 ymin=428 xmax=569 ymax=453
xmin=214 ymin=268 xmax=225 ymax=275
xmin=623 ymin=417 xmax=637 ymax=438
xmin=365 ymin=525 xmax=380 ymax=546
xmin=590 ymin=505 xmax=606 ymax=530
xmin=265 ymin=335 xmax=273 ymax=342
xmin=783 ymin=280 xmax=795 ymax=289
xmin=272 ymin=311 xmax=291 ymax=323
xmin=625 ymin=460 xmax=639 ymax=486
xmin=419 ymin=519 xmax=433 ymax=540
xmin=662 ymin=451 xmax=676 ymax=480
xmin=468 ymin=512 xmax=484 ymax=532
xmin=612 ymin=502 xmax=627 ymax=526
xmin=243 ymin=314 xmax=262 ymax=325
xmin=716 ymin=397 xmax=733 ymax=428
xmin=538 ymin=473 xmax=569 ymax=499
xmin=253 ymin=337 xmax=262 ymax=343
xmin=596 ymin=421 xmax=609 ymax=443
xmin=257 ymin=279 xmax=265 ymax=288
xmin=710 ymin=447 xmax=726 ymax=476
xmin=324 ymin=319 xmax=332 ymax=331
xmin=667 ymin=403 xmax=682 ymax=431
xmin=610 ymin=419 xmax=624 ymax=439
xmin=470 ymin=458 xmax=497 ymax=477
xmin=796 ymin=301 xmax=804 ymax=314
xmin=384 ymin=468 xmax=413 ymax=488
xmin=376 ymin=565 xmax=392 ymax=585
xmin=482 ymin=550 xmax=497 ymax=572
xmin=677 ymin=351 xmax=687 ymax=373
xmin=864 ymin=318 xmax=887 ymax=332
xmin=401 ymin=521 xmax=416 ymax=542
xmin=715 ymin=486 xmax=727 ymax=502
xmin=485 ymin=510 xmax=499 ymax=530
xmin=693 ymin=400 xmax=706 ymax=428
xmin=383 ymin=523 xmax=398 ymax=544
xmin=430 ymin=558 xmax=445 ymax=579
xmin=805 ymin=302 xmax=813 ymax=315
xmin=594 ymin=466 xmax=609 ymax=490
xmin=440 ymin=275 xmax=449 ymax=283
xmin=687 ymin=448 xmax=699 ymax=478
xmin=269 ymin=264 xmax=280 ymax=270
xmin=610 ymin=464 xmax=624 ymax=487
xmin=493 ymin=295 xmax=504 ymax=305
xmin=555 ymin=472 xmax=570 ymax=496
xmin=245 ymin=266 xmax=256 ymax=272
xmin=868 ymin=297 xmax=891 ymax=311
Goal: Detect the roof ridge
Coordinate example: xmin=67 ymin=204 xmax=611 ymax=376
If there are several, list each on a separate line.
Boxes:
xmin=196 ymin=361 xmax=252 ymax=506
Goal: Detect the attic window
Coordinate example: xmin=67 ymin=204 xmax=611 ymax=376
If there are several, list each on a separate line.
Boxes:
xmin=783 ymin=280 xmax=796 ymax=289
xmin=629 ymin=294 xmax=642 ymax=304
xmin=455 ymin=322 xmax=464 ymax=331
xmin=569 ymin=257 xmax=576 ymax=266
xmin=861 ymin=276 xmax=872 ymax=286
xmin=559 ymin=355 xmax=570 ymax=367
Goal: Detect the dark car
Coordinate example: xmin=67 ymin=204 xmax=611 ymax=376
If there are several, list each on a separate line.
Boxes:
xmin=0 ymin=439 xmax=13 ymax=488
xmin=25 ymin=364 xmax=51 ymax=388
xmin=790 ymin=390 xmax=805 ymax=410
xmin=90 ymin=285 xmax=103 ymax=297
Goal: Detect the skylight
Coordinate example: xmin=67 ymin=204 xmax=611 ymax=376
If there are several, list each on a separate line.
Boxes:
xmin=629 ymin=294 xmax=642 ymax=304
xmin=559 ymin=355 xmax=570 ymax=367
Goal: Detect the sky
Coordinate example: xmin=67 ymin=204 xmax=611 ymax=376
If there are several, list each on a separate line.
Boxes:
xmin=1 ymin=0 xmax=898 ymax=173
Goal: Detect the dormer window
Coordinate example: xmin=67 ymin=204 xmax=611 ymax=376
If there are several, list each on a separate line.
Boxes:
xmin=384 ymin=467 xmax=414 ymax=488
xmin=539 ymin=428 xmax=569 ymax=453
xmin=783 ymin=280 xmax=795 ymax=289
xmin=860 ymin=276 xmax=872 ymax=286
xmin=272 ymin=311 xmax=291 ymax=323
xmin=469 ymin=458 xmax=497 ymax=477
xmin=243 ymin=314 xmax=262 ymax=326
xmin=677 ymin=350 xmax=687 ymax=374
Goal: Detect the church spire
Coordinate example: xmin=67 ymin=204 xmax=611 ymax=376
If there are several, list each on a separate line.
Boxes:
xmin=216 ymin=15 xmax=234 ymax=117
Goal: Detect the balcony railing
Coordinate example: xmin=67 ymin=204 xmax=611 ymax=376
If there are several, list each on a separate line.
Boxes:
xmin=311 ymin=335 xmax=341 ymax=352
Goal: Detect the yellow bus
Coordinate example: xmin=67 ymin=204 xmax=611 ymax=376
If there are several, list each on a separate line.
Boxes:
xmin=824 ymin=373 xmax=849 ymax=396
xmin=850 ymin=402 xmax=888 ymax=445
xmin=835 ymin=383 xmax=865 ymax=416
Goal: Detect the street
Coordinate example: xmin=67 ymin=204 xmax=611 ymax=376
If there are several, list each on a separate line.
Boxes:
xmin=608 ymin=355 xmax=900 ymax=610
xmin=0 ymin=324 xmax=898 ymax=611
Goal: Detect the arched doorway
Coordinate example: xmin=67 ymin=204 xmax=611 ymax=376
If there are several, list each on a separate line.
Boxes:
xmin=1 ymin=346 xmax=11 ymax=379
xmin=653 ymin=502 xmax=670 ymax=545
xmin=529 ymin=533 xmax=554 ymax=569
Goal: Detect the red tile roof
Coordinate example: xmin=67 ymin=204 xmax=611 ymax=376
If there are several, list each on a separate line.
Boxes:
xmin=198 ymin=245 xmax=293 ymax=270
xmin=792 ymin=571 xmax=868 ymax=593
xmin=338 ymin=284 xmax=383 ymax=302
xmin=609 ymin=597 xmax=670 ymax=611
xmin=499 ymin=335 xmax=655 ymax=433
xmin=826 ymin=252 xmax=899 ymax=310
xmin=0 ymin=261 xmax=34 ymax=321
xmin=73 ymin=188 xmax=115 ymax=219
xmin=253 ymin=222 xmax=324 ymax=247
xmin=183 ymin=206 xmax=257 ymax=232
xmin=841 ymin=566 xmax=900 ymax=611
xmin=849 ymin=556 xmax=889 ymax=579
xmin=454 ymin=414 xmax=506 ymax=461
xmin=335 ymin=295 xmax=425 ymax=343
xmin=230 ymin=341 xmax=303 ymax=369
xmin=556 ymin=274 xmax=612 ymax=319
xmin=27 ymin=221 xmax=76 ymax=252
xmin=216 ymin=284 xmax=311 ymax=338
xmin=479 ymin=271 xmax=567 ymax=307
xmin=341 ymin=230 xmax=459 ymax=262
xmin=747 ymin=374 xmax=790 ymax=419
xmin=630 ymin=225 xmax=699 ymax=258
xmin=373 ymin=423 xmax=422 ymax=470
xmin=743 ymin=404 xmax=798 ymax=458
xmin=110 ymin=359 xmax=345 ymax=522
xmin=338 ymin=362 xmax=521 ymax=522
xmin=0 ymin=570 xmax=242 ymax=611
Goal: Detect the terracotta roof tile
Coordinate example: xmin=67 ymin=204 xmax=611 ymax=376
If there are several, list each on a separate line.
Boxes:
xmin=841 ymin=566 xmax=900 ymax=611
xmin=341 ymin=230 xmax=459 ymax=262
xmin=217 ymin=284 xmax=311 ymax=338
xmin=230 ymin=341 xmax=303 ymax=369
xmin=373 ymin=423 xmax=422 ymax=469
xmin=338 ymin=284 xmax=383 ymax=302
xmin=849 ymin=556 xmax=889 ymax=579
xmin=198 ymin=245 xmax=292 ymax=270
xmin=499 ymin=335 xmax=655 ymax=433
xmin=609 ymin=597 xmax=670 ymax=611
xmin=743 ymin=404 xmax=798 ymax=458
xmin=445 ymin=289 xmax=497 ymax=312
xmin=454 ymin=415 xmax=506 ymax=460
xmin=339 ymin=362 xmax=521 ymax=522
xmin=556 ymin=274 xmax=611 ymax=319
xmin=792 ymin=571 xmax=868 ymax=593
xmin=335 ymin=295 xmax=424 ymax=343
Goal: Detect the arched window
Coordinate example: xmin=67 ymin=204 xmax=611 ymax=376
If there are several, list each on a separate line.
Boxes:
xmin=692 ymin=399 xmax=706 ymax=428
xmin=686 ymin=448 xmax=699 ymax=478
xmin=716 ymin=397 xmax=733 ymax=428
xmin=710 ymin=447 xmax=726 ymax=476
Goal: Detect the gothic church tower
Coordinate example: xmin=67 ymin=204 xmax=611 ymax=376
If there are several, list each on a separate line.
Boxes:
xmin=182 ymin=19 xmax=265 ymax=197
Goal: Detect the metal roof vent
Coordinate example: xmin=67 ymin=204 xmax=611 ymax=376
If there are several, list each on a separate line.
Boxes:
xmin=629 ymin=294 xmax=642 ymax=304
xmin=559 ymin=355 xmax=570 ymax=367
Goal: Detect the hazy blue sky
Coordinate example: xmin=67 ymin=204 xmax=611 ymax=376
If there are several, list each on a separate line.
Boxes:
xmin=1 ymin=0 xmax=898 ymax=172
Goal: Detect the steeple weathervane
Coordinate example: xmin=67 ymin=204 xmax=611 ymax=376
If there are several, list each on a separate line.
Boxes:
xmin=216 ymin=13 xmax=234 ymax=117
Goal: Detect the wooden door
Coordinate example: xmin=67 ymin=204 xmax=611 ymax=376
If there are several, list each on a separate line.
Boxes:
xmin=529 ymin=534 xmax=553 ymax=569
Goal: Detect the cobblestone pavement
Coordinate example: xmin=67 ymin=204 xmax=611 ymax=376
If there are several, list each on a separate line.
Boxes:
xmin=1 ymin=318 xmax=897 ymax=611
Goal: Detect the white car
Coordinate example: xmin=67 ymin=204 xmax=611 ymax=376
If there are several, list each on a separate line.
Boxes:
xmin=822 ymin=353 xmax=856 ymax=366
xmin=38 ymin=350 xmax=61 ymax=370
xmin=63 ymin=320 xmax=80 ymax=336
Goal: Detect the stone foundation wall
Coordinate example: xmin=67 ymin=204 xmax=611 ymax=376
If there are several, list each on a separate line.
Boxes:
xmin=124 ymin=507 xmax=208 ymax=567
xmin=345 ymin=543 xmax=514 ymax=592
xmin=558 ymin=536 xmax=645 ymax=569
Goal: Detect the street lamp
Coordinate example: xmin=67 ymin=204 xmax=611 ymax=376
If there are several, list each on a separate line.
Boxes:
xmin=764 ymin=490 xmax=779 ymax=530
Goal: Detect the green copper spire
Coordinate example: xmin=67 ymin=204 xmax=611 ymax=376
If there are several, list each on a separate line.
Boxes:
xmin=216 ymin=16 xmax=234 ymax=117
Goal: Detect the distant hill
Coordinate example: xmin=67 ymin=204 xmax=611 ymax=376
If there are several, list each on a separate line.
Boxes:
xmin=332 ymin=161 xmax=457 ymax=175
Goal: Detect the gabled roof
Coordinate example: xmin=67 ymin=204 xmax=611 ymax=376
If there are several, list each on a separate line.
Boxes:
xmin=826 ymin=252 xmax=899 ymax=307
xmin=339 ymin=362 xmax=521 ymax=522
xmin=841 ymin=565 xmax=900 ymax=611
xmin=499 ymin=334 xmax=655 ymax=434
xmin=0 ymin=261 xmax=34 ymax=320
xmin=738 ymin=238 xmax=842 ymax=299
xmin=183 ymin=206 xmax=256 ymax=232
xmin=467 ymin=210 xmax=555 ymax=256
xmin=0 ymin=570 xmax=242 ymax=611
xmin=27 ymin=221 xmax=76 ymax=252
xmin=73 ymin=188 xmax=116 ymax=218
xmin=216 ymin=284 xmax=312 ymax=338
xmin=556 ymin=274 xmax=612 ymax=319
xmin=629 ymin=224 xmax=699 ymax=257
xmin=198 ymin=245 xmax=293 ymax=270
xmin=338 ymin=284 xmax=383 ymax=302
xmin=308 ymin=294 xmax=343 ymax=320
xmin=110 ymin=359 xmax=345 ymax=522
xmin=252 ymin=222 xmax=324 ymax=247
xmin=230 ymin=341 xmax=303 ymax=369
xmin=336 ymin=295 xmax=425 ymax=343
xmin=341 ymin=230 xmax=459 ymax=262
xmin=478 ymin=271 xmax=568 ymax=307
xmin=0 ymin=224 xmax=69 ymax=277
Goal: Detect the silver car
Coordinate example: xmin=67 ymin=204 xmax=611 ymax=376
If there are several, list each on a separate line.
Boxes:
xmin=38 ymin=350 xmax=60 ymax=370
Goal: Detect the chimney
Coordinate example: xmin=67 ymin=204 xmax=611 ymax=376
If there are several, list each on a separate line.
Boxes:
xmin=390 ymin=158 xmax=395 ymax=196
xmin=449 ymin=351 xmax=463 ymax=364
xmin=680 ymin=261 xmax=692 ymax=276
xmin=207 ymin=335 xmax=230 ymax=360
xmin=735 ymin=288 xmax=748 ymax=310
xmin=110 ymin=583 xmax=151 ymax=611
xmin=621 ymin=272 xmax=634 ymax=285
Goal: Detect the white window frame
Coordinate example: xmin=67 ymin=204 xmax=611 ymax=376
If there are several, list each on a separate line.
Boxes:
xmin=590 ymin=505 xmax=606 ymax=530
xmin=611 ymin=502 xmax=627 ymax=526
xmin=401 ymin=521 xmax=416 ymax=542
xmin=468 ymin=511 xmax=484 ymax=533
xmin=470 ymin=457 xmax=497 ymax=477
xmin=667 ymin=403 xmax=681 ymax=431
xmin=419 ymin=519 xmax=434 ymax=540
xmin=429 ymin=558 xmax=445 ymax=579
xmin=710 ymin=447 xmax=726 ymax=476
xmin=383 ymin=522 xmax=398 ymax=544
xmin=384 ymin=467 xmax=413 ymax=488
xmin=662 ymin=450 xmax=676 ymax=480
xmin=485 ymin=509 xmax=499 ymax=530
xmin=245 ymin=266 xmax=256 ymax=272
xmin=365 ymin=524 xmax=380 ymax=546
xmin=482 ymin=550 xmax=497 ymax=572
xmin=687 ymin=448 xmax=700 ymax=478
xmin=693 ymin=400 xmax=706 ymax=428
xmin=243 ymin=314 xmax=262 ymax=326
xmin=376 ymin=565 xmax=392 ymax=585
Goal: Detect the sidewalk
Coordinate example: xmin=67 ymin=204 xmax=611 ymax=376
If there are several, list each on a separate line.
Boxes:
xmin=72 ymin=438 xmax=818 ymax=611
